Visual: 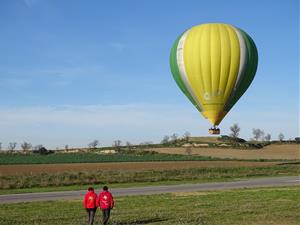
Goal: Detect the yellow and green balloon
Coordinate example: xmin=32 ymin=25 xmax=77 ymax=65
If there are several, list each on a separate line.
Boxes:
xmin=170 ymin=23 xmax=258 ymax=129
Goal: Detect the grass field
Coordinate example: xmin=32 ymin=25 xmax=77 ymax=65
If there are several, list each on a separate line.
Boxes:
xmin=0 ymin=144 xmax=298 ymax=166
xmin=0 ymin=161 xmax=281 ymax=175
xmin=1 ymin=163 xmax=299 ymax=191
xmin=149 ymin=144 xmax=300 ymax=160
xmin=0 ymin=152 xmax=222 ymax=165
xmin=1 ymin=186 xmax=299 ymax=225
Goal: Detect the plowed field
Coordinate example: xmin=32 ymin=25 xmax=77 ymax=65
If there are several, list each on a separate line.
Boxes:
xmin=148 ymin=144 xmax=300 ymax=160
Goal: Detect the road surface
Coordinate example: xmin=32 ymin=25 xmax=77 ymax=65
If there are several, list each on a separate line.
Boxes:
xmin=1 ymin=176 xmax=299 ymax=204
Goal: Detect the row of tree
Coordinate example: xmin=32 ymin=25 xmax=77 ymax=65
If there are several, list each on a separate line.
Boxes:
xmin=161 ymin=132 xmax=191 ymax=144
xmin=229 ymin=123 xmax=285 ymax=141
xmin=0 ymin=125 xmax=289 ymax=151
xmin=0 ymin=142 xmax=45 ymax=151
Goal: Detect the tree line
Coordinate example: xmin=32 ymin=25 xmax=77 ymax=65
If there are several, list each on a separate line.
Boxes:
xmin=0 ymin=124 xmax=294 ymax=152
xmin=229 ymin=123 xmax=285 ymax=142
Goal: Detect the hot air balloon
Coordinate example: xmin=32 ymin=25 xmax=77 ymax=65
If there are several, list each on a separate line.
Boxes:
xmin=170 ymin=23 xmax=258 ymax=134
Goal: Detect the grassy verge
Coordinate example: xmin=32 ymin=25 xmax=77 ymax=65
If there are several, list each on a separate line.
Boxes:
xmin=1 ymin=164 xmax=299 ymax=194
xmin=1 ymin=186 xmax=299 ymax=225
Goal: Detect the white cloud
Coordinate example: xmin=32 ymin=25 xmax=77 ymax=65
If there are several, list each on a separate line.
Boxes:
xmin=0 ymin=104 xmax=202 ymax=129
xmin=0 ymin=65 xmax=104 ymax=89
xmin=0 ymin=104 xmax=205 ymax=148
xmin=36 ymin=66 xmax=103 ymax=77
xmin=0 ymin=103 xmax=298 ymax=149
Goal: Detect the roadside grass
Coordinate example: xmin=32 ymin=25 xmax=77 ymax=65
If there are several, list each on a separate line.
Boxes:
xmin=1 ymin=186 xmax=299 ymax=225
xmin=1 ymin=164 xmax=299 ymax=194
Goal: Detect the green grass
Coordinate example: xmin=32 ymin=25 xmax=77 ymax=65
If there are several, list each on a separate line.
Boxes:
xmin=0 ymin=152 xmax=227 ymax=165
xmin=1 ymin=186 xmax=299 ymax=225
xmin=1 ymin=164 xmax=299 ymax=193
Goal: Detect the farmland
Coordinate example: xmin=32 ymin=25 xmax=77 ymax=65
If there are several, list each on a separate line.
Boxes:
xmin=1 ymin=186 xmax=299 ymax=225
xmin=1 ymin=143 xmax=299 ymax=193
xmin=1 ymin=162 xmax=299 ymax=190
xmin=0 ymin=151 xmax=221 ymax=165
xmin=0 ymin=144 xmax=299 ymax=165
xmin=149 ymin=144 xmax=300 ymax=160
xmin=0 ymin=161 xmax=281 ymax=175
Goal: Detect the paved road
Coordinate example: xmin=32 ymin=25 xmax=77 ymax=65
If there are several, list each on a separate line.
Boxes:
xmin=1 ymin=176 xmax=299 ymax=204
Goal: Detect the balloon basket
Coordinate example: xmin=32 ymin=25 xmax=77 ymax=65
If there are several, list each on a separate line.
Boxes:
xmin=209 ymin=128 xmax=220 ymax=135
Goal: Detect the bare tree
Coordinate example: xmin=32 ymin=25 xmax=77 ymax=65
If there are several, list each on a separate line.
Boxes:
xmin=265 ymin=134 xmax=271 ymax=142
xmin=21 ymin=142 xmax=32 ymax=152
xmin=278 ymin=133 xmax=284 ymax=142
xmin=161 ymin=135 xmax=170 ymax=144
xmin=183 ymin=131 xmax=191 ymax=142
xmin=8 ymin=142 xmax=17 ymax=151
xmin=88 ymin=140 xmax=99 ymax=149
xmin=0 ymin=142 xmax=2 ymax=151
xmin=126 ymin=141 xmax=132 ymax=150
xmin=65 ymin=144 xmax=69 ymax=152
xmin=230 ymin=123 xmax=240 ymax=138
xmin=252 ymin=129 xmax=264 ymax=141
xmin=113 ymin=140 xmax=122 ymax=150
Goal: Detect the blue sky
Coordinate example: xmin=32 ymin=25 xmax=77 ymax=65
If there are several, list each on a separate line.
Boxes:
xmin=0 ymin=0 xmax=298 ymax=149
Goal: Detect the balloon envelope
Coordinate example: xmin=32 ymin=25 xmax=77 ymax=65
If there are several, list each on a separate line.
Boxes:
xmin=170 ymin=23 xmax=258 ymax=126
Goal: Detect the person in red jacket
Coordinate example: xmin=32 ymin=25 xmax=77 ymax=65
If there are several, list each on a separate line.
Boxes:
xmin=98 ymin=186 xmax=114 ymax=225
xmin=83 ymin=187 xmax=98 ymax=225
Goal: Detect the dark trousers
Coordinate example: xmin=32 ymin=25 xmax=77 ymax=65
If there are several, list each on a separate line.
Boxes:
xmin=86 ymin=208 xmax=96 ymax=225
xmin=102 ymin=208 xmax=111 ymax=225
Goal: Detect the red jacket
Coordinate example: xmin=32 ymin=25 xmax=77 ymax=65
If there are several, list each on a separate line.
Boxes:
xmin=98 ymin=191 xmax=114 ymax=209
xmin=83 ymin=190 xmax=98 ymax=209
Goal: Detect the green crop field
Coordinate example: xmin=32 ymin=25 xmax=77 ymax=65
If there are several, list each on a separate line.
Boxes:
xmin=1 ymin=186 xmax=299 ymax=225
xmin=0 ymin=152 xmax=224 ymax=165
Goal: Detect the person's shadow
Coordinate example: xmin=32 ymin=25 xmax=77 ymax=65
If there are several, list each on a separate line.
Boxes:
xmin=113 ymin=217 xmax=168 ymax=224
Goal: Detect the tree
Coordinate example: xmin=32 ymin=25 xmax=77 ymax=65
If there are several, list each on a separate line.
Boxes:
xmin=126 ymin=141 xmax=132 ymax=150
xmin=252 ymin=129 xmax=264 ymax=141
xmin=229 ymin=123 xmax=240 ymax=138
xmin=64 ymin=144 xmax=69 ymax=152
xmin=170 ymin=133 xmax=178 ymax=143
xmin=32 ymin=146 xmax=53 ymax=155
xmin=21 ymin=142 xmax=32 ymax=151
xmin=264 ymin=134 xmax=271 ymax=142
xmin=278 ymin=133 xmax=284 ymax=142
xmin=183 ymin=131 xmax=191 ymax=142
xmin=161 ymin=135 xmax=170 ymax=144
xmin=88 ymin=140 xmax=99 ymax=149
xmin=8 ymin=142 xmax=17 ymax=151
xmin=0 ymin=142 xmax=2 ymax=151
xmin=33 ymin=144 xmax=44 ymax=151
xmin=113 ymin=140 xmax=122 ymax=150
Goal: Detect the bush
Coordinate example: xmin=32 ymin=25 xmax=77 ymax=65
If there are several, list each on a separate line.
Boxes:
xmin=32 ymin=147 xmax=54 ymax=155
xmin=219 ymin=135 xmax=246 ymax=143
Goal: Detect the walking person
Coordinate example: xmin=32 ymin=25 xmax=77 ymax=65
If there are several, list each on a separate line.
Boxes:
xmin=83 ymin=187 xmax=98 ymax=225
xmin=98 ymin=186 xmax=114 ymax=225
